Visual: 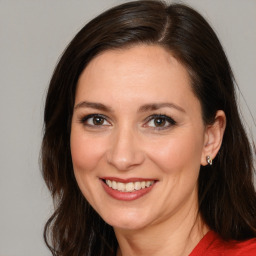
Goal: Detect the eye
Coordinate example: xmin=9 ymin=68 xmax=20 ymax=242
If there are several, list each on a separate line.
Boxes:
xmin=145 ymin=114 xmax=176 ymax=129
xmin=80 ymin=114 xmax=111 ymax=127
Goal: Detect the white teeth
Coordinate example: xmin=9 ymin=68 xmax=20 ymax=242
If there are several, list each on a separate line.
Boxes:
xmin=126 ymin=182 xmax=134 ymax=192
xmin=106 ymin=180 xmax=112 ymax=187
xmin=134 ymin=181 xmax=141 ymax=190
xmin=146 ymin=181 xmax=152 ymax=187
xmin=105 ymin=180 xmax=154 ymax=192
xmin=117 ymin=182 xmax=125 ymax=192
xmin=112 ymin=181 xmax=117 ymax=189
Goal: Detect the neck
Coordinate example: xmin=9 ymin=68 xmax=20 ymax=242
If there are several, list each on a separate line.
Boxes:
xmin=114 ymin=202 xmax=208 ymax=256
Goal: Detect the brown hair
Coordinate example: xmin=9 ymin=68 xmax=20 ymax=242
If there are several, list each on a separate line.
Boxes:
xmin=41 ymin=1 xmax=256 ymax=255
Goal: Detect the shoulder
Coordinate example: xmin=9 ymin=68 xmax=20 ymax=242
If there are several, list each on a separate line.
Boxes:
xmin=190 ymin=231 xmax=256 ymax=256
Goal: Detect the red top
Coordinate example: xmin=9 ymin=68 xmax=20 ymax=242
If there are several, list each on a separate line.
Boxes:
xmin=190 ymin=231 xmax=256 ymax=256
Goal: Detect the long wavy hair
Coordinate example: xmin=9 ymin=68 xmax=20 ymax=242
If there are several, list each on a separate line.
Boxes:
xmin=41 ymin=1 xmax=256 ymax=255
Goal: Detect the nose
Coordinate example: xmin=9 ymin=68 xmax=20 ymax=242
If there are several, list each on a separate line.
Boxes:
xmin=106 ymin=126 xmax=145 ymax=171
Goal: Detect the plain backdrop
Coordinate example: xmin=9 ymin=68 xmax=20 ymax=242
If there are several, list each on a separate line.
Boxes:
xmin=0 ymin=0 xmax=255 ymax=255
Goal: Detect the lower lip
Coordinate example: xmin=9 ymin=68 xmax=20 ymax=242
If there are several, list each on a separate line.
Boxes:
xmin=101 ymin=180 xmax=156 ymax=201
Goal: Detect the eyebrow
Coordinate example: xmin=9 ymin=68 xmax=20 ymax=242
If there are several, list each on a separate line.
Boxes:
xmin=138 ymin=103 xmax=185 ymax=113
xmin=74 ymin=101 xmax=113 ymax=112
xmin=74 ymin=101 xmax=185 ymax=113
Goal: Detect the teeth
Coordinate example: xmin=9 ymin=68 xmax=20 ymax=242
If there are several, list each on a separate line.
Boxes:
xmin=105 ymin=180 xmax=154 ymax=192
xmin=126 ymin=182 xmax=134 ymax=192
xmin=112 ymin=181 xmax=117 ymax=189
xmin=117 ymin=182 xmax=125 ymax=192
xmin=146 ymin=181 xmax=151 ymax=187
xmin=134 ymin=181 xmax=141 ymax=190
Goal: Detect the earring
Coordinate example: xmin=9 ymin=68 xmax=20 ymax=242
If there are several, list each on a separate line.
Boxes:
xmin=206 ymin=156 xmax=213 ymax=165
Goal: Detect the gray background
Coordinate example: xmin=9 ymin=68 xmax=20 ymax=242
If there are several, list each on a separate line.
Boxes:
xmin=0 ymin=0 xmax=255 ymax=255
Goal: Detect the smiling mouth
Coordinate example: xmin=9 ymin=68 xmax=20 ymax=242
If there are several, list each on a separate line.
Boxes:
xmin=103 ymin=179 xmax=155 ymax=192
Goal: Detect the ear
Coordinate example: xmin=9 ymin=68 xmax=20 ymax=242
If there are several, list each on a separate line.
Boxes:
xmin=201 ymin=110 xmax=226 ymax=166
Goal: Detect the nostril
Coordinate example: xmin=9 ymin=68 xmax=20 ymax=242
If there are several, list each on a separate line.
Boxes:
xmin=106 ymin=147 xmax=145 ymax=171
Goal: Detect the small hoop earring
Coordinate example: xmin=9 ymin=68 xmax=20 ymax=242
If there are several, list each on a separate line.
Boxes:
xmin=206 ymin=156 xmax=213 ymax=165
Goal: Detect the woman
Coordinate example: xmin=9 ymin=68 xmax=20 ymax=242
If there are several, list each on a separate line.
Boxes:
xmin=41 ymin=1 xmax=256 ymax=255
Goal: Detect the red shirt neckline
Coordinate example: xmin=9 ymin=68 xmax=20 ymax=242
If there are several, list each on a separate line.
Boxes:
xmin=189 ymin=231 xmax=219 ymax=255
xmin=189 ymin=230 xmax=256 ymax=256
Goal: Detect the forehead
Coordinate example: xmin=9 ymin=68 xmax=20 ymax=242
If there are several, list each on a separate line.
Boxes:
xmin=79 ymin=45 xmax=190 ymax=84
xmin=75 ymin=44 xmax=199 ymax=112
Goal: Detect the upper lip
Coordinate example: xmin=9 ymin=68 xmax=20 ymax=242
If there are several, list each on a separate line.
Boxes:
xmin=100 ymin=177 xmax=157 ymax=183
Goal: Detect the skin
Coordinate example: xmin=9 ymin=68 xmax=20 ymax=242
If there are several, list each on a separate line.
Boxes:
xmin=70 ymin=45 xmax=226 ymax=256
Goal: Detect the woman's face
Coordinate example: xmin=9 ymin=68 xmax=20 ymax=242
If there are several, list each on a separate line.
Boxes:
xmin=71 ymin=45 xmax=208 ymax=231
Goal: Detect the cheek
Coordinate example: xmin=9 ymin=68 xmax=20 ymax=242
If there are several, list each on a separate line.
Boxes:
xmin=70 ymin=129 xmax=107 ymax=172
xmin=146 ymin=130 xmax=204 ymax=174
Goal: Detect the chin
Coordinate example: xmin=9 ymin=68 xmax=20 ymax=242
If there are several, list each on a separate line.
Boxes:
xmin=102 ymin=209 xmax=151 ymax=231
xmin=111 ymin=220 xmax=149 ymax=231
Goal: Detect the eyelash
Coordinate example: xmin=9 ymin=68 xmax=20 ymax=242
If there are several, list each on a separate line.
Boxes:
xmin=144 ymin=114 xmax=176 ymax=130
xmin=79 ymin=114 xmax=110 ymax=127
xmin=79 ymin=113 xmax=176 ymax=130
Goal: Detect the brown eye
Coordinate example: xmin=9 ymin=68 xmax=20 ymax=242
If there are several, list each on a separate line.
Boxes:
xmin=93 ymin=116 xmax=104 ymax=125
xmin=146 ymin=114 xmax=176 ymax=129
xmin=154 ymin=118 xmax=166 ymax=127
xmin=81 ymin=114 xmax=111 ymax=127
